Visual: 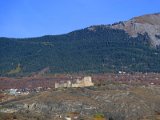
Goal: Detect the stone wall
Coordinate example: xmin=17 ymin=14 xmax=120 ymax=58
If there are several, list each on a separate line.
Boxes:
xmin=55 ymin=76 xmax=94 ymax=89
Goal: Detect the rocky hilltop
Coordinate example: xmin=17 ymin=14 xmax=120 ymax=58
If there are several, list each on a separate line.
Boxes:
xmin=111 ymin=13 xmax=160 ymax=47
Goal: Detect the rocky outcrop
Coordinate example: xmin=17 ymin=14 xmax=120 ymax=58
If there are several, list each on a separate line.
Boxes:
xmin=111 ymin=13 xmax=160 ymax=47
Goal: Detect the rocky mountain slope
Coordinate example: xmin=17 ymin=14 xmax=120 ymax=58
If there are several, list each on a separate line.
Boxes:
xmin=111 ymin=13 xmax=160 ymax=47
xmin=88 ymin=13 xmax=160 ymax=47
xmin=1 ymin=13 xmax=160 ymax=76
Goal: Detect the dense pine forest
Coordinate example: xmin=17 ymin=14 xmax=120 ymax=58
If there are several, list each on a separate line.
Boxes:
xmin=1 ymin=26 xmax=160 ymax=76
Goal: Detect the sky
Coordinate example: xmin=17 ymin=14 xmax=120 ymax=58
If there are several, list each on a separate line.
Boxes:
xmin=0 ymin=0 xmax=160 ymax=38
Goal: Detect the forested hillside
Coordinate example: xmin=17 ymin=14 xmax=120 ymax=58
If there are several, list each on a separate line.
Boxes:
xmin=1 ymin=26 xmax=160 ymax=76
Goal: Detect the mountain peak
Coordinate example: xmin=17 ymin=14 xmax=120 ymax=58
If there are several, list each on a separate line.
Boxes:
xmin=132 ymin=13 xmax=160 ymax=25
xmin=111 ymin=13 xmax=160 ymax=47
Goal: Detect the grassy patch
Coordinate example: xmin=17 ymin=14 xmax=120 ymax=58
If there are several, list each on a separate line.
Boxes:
xmin=8 ymin=64 xmax=21 ymax=75
xmin=41 ymin=42 xmax=54 ymax=47
xmin=93 ymin=113 xmax=105 ymax=120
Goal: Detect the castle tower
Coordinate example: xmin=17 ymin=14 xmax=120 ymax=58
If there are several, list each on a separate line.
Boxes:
xmin=55 ymin=82 xmax=59 ymax=89
xmin=83 ymin=76 xmax=94 ymax=87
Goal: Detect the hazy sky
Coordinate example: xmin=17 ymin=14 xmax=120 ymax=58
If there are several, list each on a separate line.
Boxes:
xmin=0 ymin=0 xmax=160 ymax=38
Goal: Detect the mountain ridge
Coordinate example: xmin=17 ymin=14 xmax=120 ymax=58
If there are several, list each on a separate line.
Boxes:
xmin=1 ymin=13 xmax=160 ymax=76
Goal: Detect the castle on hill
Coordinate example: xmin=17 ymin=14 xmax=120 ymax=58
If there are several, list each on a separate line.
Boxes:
xmin=55 ymin=76 xmax=94 ymax=88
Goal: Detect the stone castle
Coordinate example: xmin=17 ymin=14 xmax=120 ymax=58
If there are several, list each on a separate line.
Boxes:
xmin=55 ymin=76 xmax=94 ymax=88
